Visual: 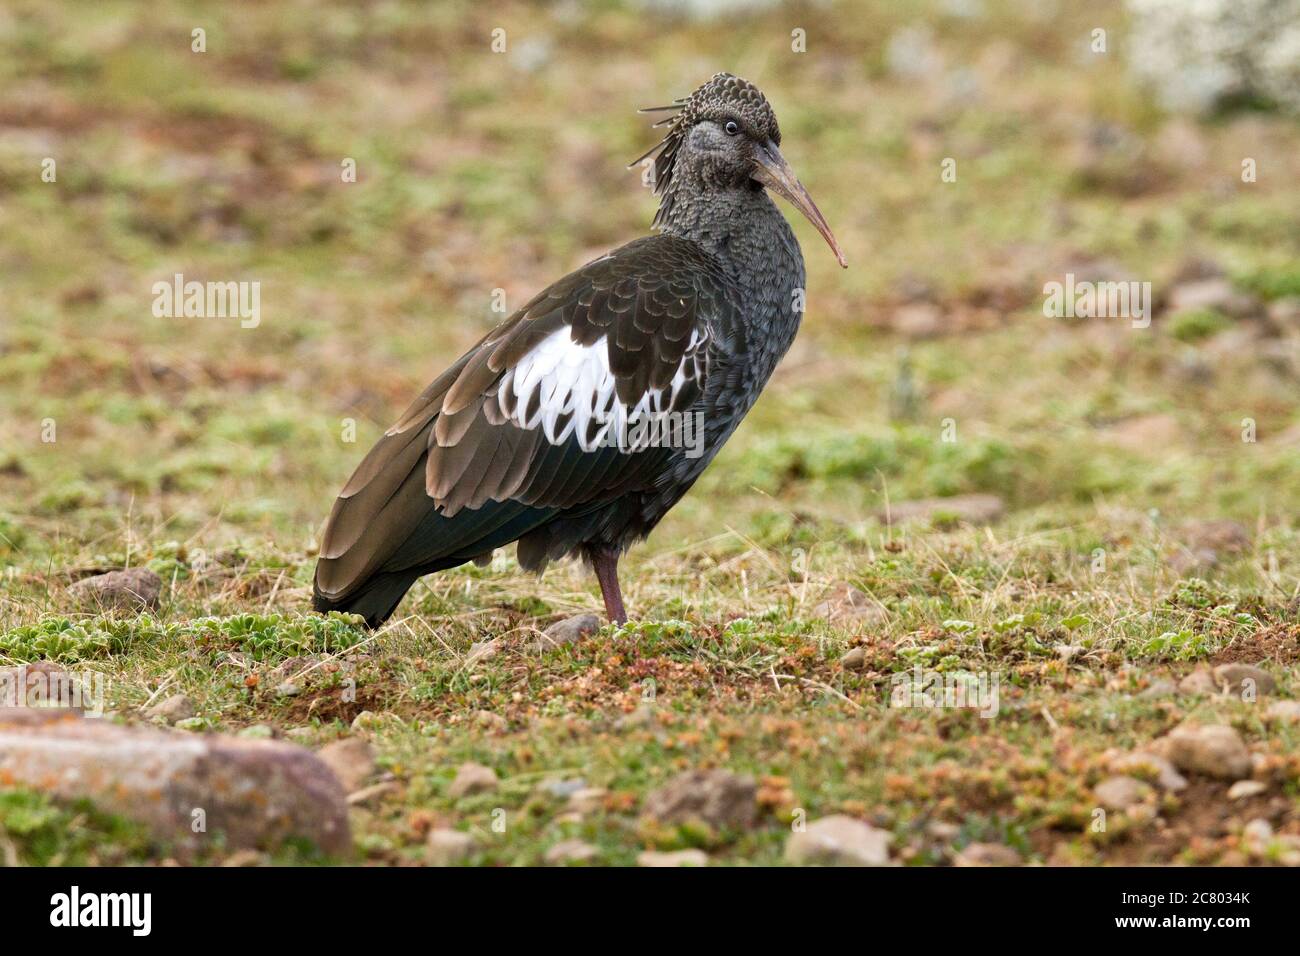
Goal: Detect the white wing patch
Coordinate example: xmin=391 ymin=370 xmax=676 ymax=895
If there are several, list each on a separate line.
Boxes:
xmin=495 ymin=327 xmax=705 ymax=452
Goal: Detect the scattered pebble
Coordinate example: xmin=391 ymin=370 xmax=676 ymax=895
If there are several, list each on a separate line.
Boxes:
xmin=813 ymin=584 xmax=886 ymax=626
xmin=1138 ymin=679 xmax=1178 ymax=699
xmin=1094 ymin=775 xmax=1152 ymax=811
xmin=1227 ymin=780 xmax=1268 ymax=801
xmin=466 ymin=640 xmax=501 ymax=666
xmin=532 ymin=614 xmax=600 ymax=651
xmin=1165 ymin=723 xmax=1252 ymax=780
xmin=0 ymin=708 xmax=348 ymax=855
xmin=448 ymin=762 xmax=499 ymax=799
xmin=346 ymin=781 xmax=398 ymax=806
xmin=69 ymin=568 xmax=162 ymax=611
xmin=1211 ymin=663 xmax=1275 ymax=697
xmin=1109 ymin=751 xmax=1188 ymax=792
xmin=565 ymin=787 xmax=608 ymax=815
xmin=953 ymin=842 xmax=1022 ymax=867
xmin=637 ymin=849 xmax=708 ymax=867
xmin=474 ymin=709 xmax=508 ymax=732
xmin=785 ymin=814 xmax=892 ymax=866
xmin=145 ymin=693 xmax=194 ymax=725
xmin=642 ymin=769 xmax=757 ymax=830
xmin=1265 ymin=700 xmax=1300 ymax=724
xmin=1177 ymin=669 xmax=1217 ymax=696
xmin=544 ymin=839 xmax=599 ymax=865
xmin=427 ymin=829 xmax=475 ymax=866
xmin=880 ymin=494 xmax=1005 ymax=526
xmin=839 ymin=647 xmax=867 ymax=670
xmin=317 ymin=737 xmax=376 ymax=793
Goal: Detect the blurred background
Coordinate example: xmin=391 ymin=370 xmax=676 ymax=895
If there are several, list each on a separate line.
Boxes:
xmin=1 ymin=0 xmax=1298 ymax=608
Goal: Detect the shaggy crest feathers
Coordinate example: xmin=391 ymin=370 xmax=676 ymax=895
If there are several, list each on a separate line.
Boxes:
xmin=630 ymin=72 xmax=781 ymax=227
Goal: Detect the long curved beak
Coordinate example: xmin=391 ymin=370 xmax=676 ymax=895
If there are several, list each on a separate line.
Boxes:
xmin=752 ymin=141 xmax=847 ymax=268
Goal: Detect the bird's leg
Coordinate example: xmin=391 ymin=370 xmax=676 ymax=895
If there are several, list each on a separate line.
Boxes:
xmin=592 ymin=549 xmax=628 ymax=625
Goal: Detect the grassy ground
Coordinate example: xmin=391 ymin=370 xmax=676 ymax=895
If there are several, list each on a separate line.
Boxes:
xmin=2 ymin=0 xmax=1299 ymax=865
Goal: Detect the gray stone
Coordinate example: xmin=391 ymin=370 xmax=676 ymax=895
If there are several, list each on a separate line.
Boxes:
xmin=642 ymin=769 xmax=756 ymax=830
xmin=1166 ymin=723 xmax=1252 ymax=780
xmin=1227 ymin=780 xmax=1268 ymax=800
xmin=840 ymin=647 xmax=868 ymax=670
xmin=637 ymin=849 xmax=709 ymax=867
xmin=146 ymin=694 xmax=195 ymax=726
xmin=1265 ymin=700 xmax=1300 ymax=724
xmin=785 ymin=814 xmax=891 ymax=866
xmin=953 ymin=842 xmax=1022 ymax=867
xmin=316 ymin=737 xmax=375 ymax=793
xmin=1212 ymin=663 xmax=1275 ymax=697
xmin=448 ymin=761 xmax=498 ymax=799
xmin=880 ymin=494 xmax=1005 ymax=526
xmin=1109 ymin=751 xmax=1188 ymax=792
xmin=427 ymin=828 xmax=475 ymax=866
xmin=532 ymin=614 xmax=601 ymax=651
xmin=69 ymin=568 xmax=162 ymax=611
xmin=0 ymin=708 xmax=348 ymax=855
xmin=1094 ymin=775 xmax=1151 ymax=811
xmin=544 ymin=838 xmax=599 ymax=865
xmin=813 ymin=584 xmax=886 ymax=626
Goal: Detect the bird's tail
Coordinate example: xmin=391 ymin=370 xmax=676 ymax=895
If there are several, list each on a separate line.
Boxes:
xmin=312 ymin=570 xmax=419 ymax=629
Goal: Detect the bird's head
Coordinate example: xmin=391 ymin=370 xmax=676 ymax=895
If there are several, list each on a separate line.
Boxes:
xmin=634 ymin=72 xmax=846 ymax=268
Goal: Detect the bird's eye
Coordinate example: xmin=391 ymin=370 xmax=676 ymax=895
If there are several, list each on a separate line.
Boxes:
xmin=724 ymin=120 xmax=740 ymax=136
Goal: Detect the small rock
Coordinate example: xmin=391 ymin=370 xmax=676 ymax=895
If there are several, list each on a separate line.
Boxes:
xmin=952 ymin=842 xmax=1022 ymax=867
xmin=1179 ymin=518 xmax=1251 ymax=554
xmin=69 ymin=568 xmax=162 ymax=611
xmin=1166 ymin=723 xmax=1252 ymax=780
xmin=448 ymin=761 xmax=498 ymax=799
xmin=1101 ymin=414 xmax=1182 ymax=453
xmin=1178 ymin=669 xmax=1218 ymax=695
xmin=466 ymin=640 xmax=501 ymax=666
xmin=0 ymin=708 xmax=348 ymax=855
xmin=145 ymin=693 xmax=195 ymax=726
xmin=565 ymin=787 xmax=608 ymax=815
xmin=1109 ymin=751 xmax=1188 ymax=792
xmin=1138 ymin=679 xmax=1178 ymax=699
xmin=1242 ymin=818 xmax=1274 ymax=855
xmin=892 ymin=301 xmax=945 ymax=340
xmin=1167 ymin=278 xmax=1260 ymax=319
xmin=1265 ymin=700 xmax=1300 ymax=724
xmin=1227 ymin=780 xmax=1268 ymax=800
xmin=813 ymin=584 xmax=886 ymax=626
xmin=275 ymin=682 xmax=301 ymax=698
xmin=532 ymin=614 xmax=600 ymax=651
xmin=839 ymin=647 xmax=868 ymax=670
xmin=317 ymin=738 xmax=375 ymax=793
xmin=346 ymin=781 xmax=398 ymax=806
xmin=541 ymin=778 xmax=588 ymax=800
xmin=544 ymin=838 xmax=599 ymax=865
xmin=1093 ymin=775 xmax=1151 ymax=811
xmin=1266 ymin=296 xmax=1300 ymax=328
xmin=642 ymin=769 xmax=757 ymax=830
xmin=1211 ymin=663 xmax=1275 ymax=697
xmin=427 ymin=828 xmax=475 ymax=866
xmin=880 ymin=494 xmax=1005 ymax=526
xmin=173 ymin=717 xmax=206 ymax=732
xmin=474 ymin=709 xmax=509 ymax=732
xmin=785 ymin=814 xmax=891 ymax=866
xmin=637 ymin=849 xmax=709 ymax=867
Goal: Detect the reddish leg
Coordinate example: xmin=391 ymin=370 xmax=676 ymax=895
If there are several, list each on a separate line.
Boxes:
xmin=592 ymin=549 xmax=628 ymax=625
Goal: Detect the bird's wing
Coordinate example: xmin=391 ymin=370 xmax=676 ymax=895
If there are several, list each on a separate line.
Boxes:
xmin=315 ymin=234 xmax=740 ymax=601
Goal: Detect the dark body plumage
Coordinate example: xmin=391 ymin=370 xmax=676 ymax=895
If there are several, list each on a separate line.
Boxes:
xmin=314 ymin=74 xmax=838 ymax=627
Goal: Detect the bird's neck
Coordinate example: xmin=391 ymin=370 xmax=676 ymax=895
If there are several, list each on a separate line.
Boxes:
xmin=657 ymin=182 xmax=807 ymax=363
